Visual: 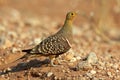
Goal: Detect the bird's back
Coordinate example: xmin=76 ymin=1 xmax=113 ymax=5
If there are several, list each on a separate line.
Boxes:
xmin=30 ymin=34 xmax=71 ymax=56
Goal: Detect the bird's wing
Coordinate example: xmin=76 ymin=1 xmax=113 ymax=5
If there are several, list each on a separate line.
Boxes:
xmin=36 ymin=35 xmax=71 ymax=55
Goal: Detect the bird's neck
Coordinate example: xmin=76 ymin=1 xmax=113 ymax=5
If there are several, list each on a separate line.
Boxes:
xmin=57 ymin=19 xmax=73 ymax=42
xmin=62 ymin=19 xmax=73 ymax=33
xmin=64 ymin=19 xmax=73 ymax=27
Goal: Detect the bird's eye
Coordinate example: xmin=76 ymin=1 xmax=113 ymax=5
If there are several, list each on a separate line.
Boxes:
xmin=71 ymin=13 xmax=73 ymax=15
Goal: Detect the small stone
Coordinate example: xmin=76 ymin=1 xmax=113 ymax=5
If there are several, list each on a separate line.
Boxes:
xmin=65 ymin=52 xmax=74 ymax=61
xmin=1 ymin=75 xmax=5 ymax=78
xmin=86 ymin=52 xmax=98 ymax=65
xmin=47 ymin=72 xmax=53 ymax=77
xmin=90 ymin=70 xmax=96 ymax=75
xmin=97 ymin=66 xmax=104 ymax=70
xmin=54 ymin=76 xmax=57 ymax=80
xmin=8 ymin=31 xmax=17 ymax=38
xmin=92 ymin=77 xmax=99 ymax=80
xmin=31 ymin=72 xmax=42 ymax=77
xmin=75 ymin=56 xmax=81 ymax=60
xmin=86 ymin=72 xmax=92 ymax=78
xmin=112 ymin=63 xmax=119 ymax=69
xmin=1 ymin=58 xmax=5 ymax=62
xmin=107 ymin=71 xmax=112 ymax=77
xmin=70 ymin=58 xmax=77 ymax=62
xmin=104 ymin=53 xmax=112 ymax=60
xmin=68 ymin=62 xmax=74 ymax=66
xmin=66 ymin=70 xmax=70 ymax=73
xmin=116 ymin=70 xmax=119 ymax=73
xmin=6 ymin=67 xmax=12 ymax=71
xmin=30 ymin=38 xmax=41 ymax=45
xmin=11 ymin=47 xmax=19 ymax=53
xmin=76 ymin=61 xmax=92 ymax=71
xmin=2 ymin=39 xmax=13 ymax=49
xmin=34 ymin=38 xmax=42 ymax=45
xmin=62 ymin=70 xmax=65 ymax=73
xmin=105 ymin=62 xmax=113 ymax=67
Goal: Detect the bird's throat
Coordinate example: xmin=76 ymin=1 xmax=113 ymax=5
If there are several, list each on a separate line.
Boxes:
xmin=64 ymin=19 xmax=73 ymax=27
xmin=62 ymin=19 xmax=73 ymax=40
xmin=56 ymin=19 xmax=73 ymax=44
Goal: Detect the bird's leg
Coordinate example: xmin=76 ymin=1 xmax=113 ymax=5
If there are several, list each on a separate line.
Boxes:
xmin=55 ymin=55 xmax=62 ymax=65
xmin=49 ymin=55 xmax=57 ymax=66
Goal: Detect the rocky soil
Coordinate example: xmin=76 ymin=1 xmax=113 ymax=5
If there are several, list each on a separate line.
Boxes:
xmin=0 ymin=0 xmax=120 ymax=80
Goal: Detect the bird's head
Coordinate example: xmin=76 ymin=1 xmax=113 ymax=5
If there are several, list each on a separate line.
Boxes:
xmin=66 ymin=11 xmax=77 ymax=21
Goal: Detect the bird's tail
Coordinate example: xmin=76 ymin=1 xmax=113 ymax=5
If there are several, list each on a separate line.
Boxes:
xmin=22 ymin=49 xmax=32 ymax=53
xmin=13 ymin=49 xmax=32 ymax=62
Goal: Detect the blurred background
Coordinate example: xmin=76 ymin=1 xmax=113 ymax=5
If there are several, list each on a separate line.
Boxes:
xmin=0 ymin=0 xmax=120 ymax=25
xmin=0 ymin=1 xmax=120 ymax=79
xmin=0 ymin=0 xmax=120 ymax=48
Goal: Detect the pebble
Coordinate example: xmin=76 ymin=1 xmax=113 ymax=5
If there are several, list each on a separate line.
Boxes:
xmin=34 ymin=38 xmax=42 ymax=45
xmin=8 ymin=31 xmax=17 ymax=39
xmin=98 ymin=61 xmax=105 ymax=68
xmin=92 ymin=77 xmax=100 ymax=80
xmin=29 ymin=38 xmax=41 ymax=45
xmin=31 ymin=72 xmax=42 ymax=77
xmin=86 ymin=52 xmax=98 ymax=65
xmin=86 ymin=73 xmax=92 ymax=78
xmin=47 ymin=72 xmax=53 ymax=77
xmin=104 ymin=53 xmax=112 ymax=60
xmin=65 ymin=52 xmax=74 ymax=61
xmin=107 ymin=71 xmax=112 ymax=77
xmin=70 ymin=58 xmax=77 ymax=62
xmin=90 ymin=70 xmax=96 ymax=75
xmin=75 ymin=56 xmax=81 ymax=60
xmin=54 ymin=76 xmax=57 ymax=80
xmin=11 ymin=47 xmax=20 ymax=53
xmin=1 ymin=75 xmax=5 ymax=78
xmin=2 ymin=39 xmax=13 ymax=49
xmin=62 ymin=70 xmax=65 ymax=73
xmin=76 ymin=61 xmax=92 ymax=71
xmin=66 ymin=70 xmax=70 ymax=73
xmin=1 ymin=58 xmax=5 ymax=62
xmin=116 ymin=70 xmax=119 ymax=73
xmin=6 ymin=67 xmax=12 ymax=72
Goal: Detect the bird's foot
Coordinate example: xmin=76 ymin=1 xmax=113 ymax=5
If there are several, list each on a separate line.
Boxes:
xmin=50 ymin=58 xmax=58 ymax=67
xmin=56 ymin=58 xmax=63 ymax=65
xmin=50 ymin=62 xmax=58 ymax=67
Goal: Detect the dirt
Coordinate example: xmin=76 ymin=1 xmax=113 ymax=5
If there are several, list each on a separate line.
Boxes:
xmin=0 ymin=0 xmax=120 ymax=80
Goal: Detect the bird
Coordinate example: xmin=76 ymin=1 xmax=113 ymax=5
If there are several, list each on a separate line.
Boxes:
xmin=21 ymin=11 xmax=77 ymax=66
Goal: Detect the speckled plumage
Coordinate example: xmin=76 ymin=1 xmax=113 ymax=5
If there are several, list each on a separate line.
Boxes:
xmin=31 ymin=34 xmax=71 ymax=55
xmin=22 ymin=11 xmax=77 ymax=66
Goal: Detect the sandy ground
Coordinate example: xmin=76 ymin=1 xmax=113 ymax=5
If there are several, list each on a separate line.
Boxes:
xmin=0 ymin=0 xmax=120 ymax=80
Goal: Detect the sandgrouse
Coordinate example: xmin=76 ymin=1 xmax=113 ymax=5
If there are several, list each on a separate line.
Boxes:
xmin=22 ymin=11 xmax=77 ymax=66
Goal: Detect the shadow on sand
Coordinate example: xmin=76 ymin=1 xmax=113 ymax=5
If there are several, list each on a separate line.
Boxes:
xmin=0 ymin=59 xmax=50 ymax=75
